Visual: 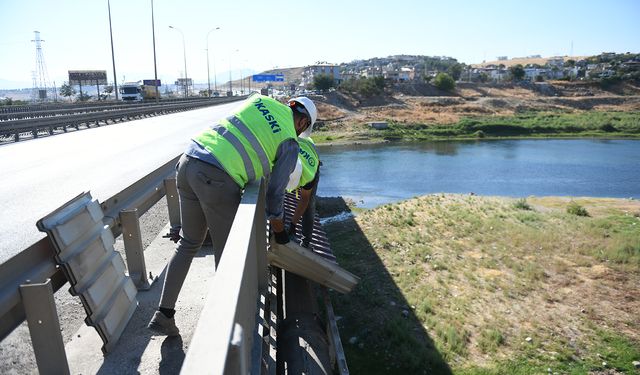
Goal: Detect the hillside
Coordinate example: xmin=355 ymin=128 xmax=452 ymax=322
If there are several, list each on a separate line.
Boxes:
xmin=474 ymin=55 xmax=587 ymax=68
xmin=307 ymin=81 xmax=640 ymax=143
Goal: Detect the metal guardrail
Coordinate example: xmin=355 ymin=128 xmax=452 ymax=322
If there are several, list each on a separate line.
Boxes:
xmin=0 ymin=97 xmax=243 ymax=121
xmin=0 ymin=155 xmax=179 ymax=342
xmin=0 ymin=151 xmax=346 ymax=374
xmin=0 ymin=96 xmax=247 ymax=142
xmin=0 ymin=96 xmax=233 ymax=115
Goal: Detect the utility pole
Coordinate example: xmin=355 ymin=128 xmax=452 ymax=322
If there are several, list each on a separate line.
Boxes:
xmin=151 ymin=0 xmax=159 ymax=102
xmin=169 ymin=26 xmax=188 ymax=98
xmin=31 ymin=31 xmax=51 ymax=102
xmin=108 ymin=0 xmax=119 ymax=100
xmin=206 ymin=27 xmax=220 ymax=98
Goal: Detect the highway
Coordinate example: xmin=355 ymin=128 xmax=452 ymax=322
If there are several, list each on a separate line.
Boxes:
xmin=0 ymin=101 xmax=240 ymax=262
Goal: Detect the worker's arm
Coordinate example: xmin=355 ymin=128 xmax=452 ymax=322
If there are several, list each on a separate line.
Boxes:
xmin=266 ymin=139 xmax=298 ymax=242
xmin=290 ymin=188 xmax=313 ymax=229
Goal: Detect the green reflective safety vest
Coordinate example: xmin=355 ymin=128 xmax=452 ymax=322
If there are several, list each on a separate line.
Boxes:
xmin=297 ymin=137 xmax=319 ymax=188
xmin=194 ymin=94 xmax=298 ymax=187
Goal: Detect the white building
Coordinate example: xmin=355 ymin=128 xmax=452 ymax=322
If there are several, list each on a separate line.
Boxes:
xmin=301 ymin=64 xmax=341 ymax=87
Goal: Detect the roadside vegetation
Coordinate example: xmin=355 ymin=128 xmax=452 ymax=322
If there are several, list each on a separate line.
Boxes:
xmin=313 ymin=110 xmax=640 ymax=144
xmin=324 ymin=195 xmax=640 ymax=374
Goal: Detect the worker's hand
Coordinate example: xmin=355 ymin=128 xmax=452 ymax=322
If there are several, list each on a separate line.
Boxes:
xmin=273 ymin=229 xmax=290 ymax=245
xmin=162 ymin=226 xmax=182 ymax=243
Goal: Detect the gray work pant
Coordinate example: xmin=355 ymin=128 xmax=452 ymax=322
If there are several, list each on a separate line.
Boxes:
xmin=159 ymin=154 xmax=241 ymax=309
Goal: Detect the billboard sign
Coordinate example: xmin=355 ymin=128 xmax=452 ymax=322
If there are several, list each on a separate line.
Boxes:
xmin=252 ymin=74 xmax=285 ymax=82
xmin=68 ymin=70 xmax=107 ymax=85
xmin=175 ymin=78 xmax=193 ymax=86
xmin=143 ymin=79 xmax=161 ymax=86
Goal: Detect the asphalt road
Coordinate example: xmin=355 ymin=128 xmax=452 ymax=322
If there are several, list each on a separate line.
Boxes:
xmin=0 ymin=101 xmax=240 ymax=263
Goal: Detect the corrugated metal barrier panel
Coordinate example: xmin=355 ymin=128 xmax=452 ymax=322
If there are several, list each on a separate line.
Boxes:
xmin=283 ymin=192 xmax=336 ymax=262
xmin=37 ymin=192 xmax=137 ymax=354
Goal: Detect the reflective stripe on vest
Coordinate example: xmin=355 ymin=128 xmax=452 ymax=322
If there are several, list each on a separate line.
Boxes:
xmin=298 ymin=137 xmax=319 ymax=188
xmin=193 ymin=94 xmax=297 ymax=187
xmin=210 ymin=124 xmax=256 ymax=182
xmin=226 ymin=115 xmax=270 ymax=179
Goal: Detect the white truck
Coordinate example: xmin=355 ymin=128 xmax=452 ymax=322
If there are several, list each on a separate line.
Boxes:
xmin=119 ymin=81 xmax=160 ymax=101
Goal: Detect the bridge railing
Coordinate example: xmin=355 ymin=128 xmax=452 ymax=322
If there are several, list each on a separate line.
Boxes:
xmin=0 ymin=155 xmax=180 ymax=372
xmin=0 ymin=153 xmax=273 ymax=374
xmin=182 ymin=179 xmax=270 ymax=374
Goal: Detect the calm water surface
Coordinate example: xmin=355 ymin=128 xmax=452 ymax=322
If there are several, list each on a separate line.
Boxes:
xmin=316 ymin=139 xmax=640 ymax=208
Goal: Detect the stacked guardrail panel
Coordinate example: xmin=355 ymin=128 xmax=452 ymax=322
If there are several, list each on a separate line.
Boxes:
xmin=36 ymin=192 xmax=137 ymax=354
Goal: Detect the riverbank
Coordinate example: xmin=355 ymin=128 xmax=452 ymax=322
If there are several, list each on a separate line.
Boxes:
xmin=312 ymin=110 xmax=640 ymax=144
xmin=310 ymin=82 xmax=640 ymax=145
xmin=321 ymin=195 xmax=640 ymax=374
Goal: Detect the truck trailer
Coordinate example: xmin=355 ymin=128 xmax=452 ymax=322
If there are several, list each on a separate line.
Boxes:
xmin=119 ymin=81 xmax=160 ymax=101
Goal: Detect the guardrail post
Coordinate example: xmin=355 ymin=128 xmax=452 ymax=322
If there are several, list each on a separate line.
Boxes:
xmin=163 ymin=177 xmax=181 ymax=229
xmin=119 ymin=208 xmax=153 ymax=290
xmin=19 ymin=278 xmax=70 ymax=375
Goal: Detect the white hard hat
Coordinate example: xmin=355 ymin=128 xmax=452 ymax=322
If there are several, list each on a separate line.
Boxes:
xmin=288 ymin=96 xmax=317 ymax=138
xmin=286 ymin=158 xmax=303 ymax=191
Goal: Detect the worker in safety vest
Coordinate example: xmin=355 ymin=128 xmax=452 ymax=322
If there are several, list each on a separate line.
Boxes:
xmin=148 ymin=94 xmax=317 ymax=336
xmin=285 ymin=137 xmax=320 ymax=248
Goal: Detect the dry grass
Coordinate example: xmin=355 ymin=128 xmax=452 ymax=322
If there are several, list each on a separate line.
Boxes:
xmin=326 ymin=195 xmax=640 ymax=373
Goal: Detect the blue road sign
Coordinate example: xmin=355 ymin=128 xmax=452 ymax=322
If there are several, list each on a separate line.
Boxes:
xmin=252 ymin=74 xmax=284 ymax=82
xmin=143 ymin=79 xmax=162 ymax=86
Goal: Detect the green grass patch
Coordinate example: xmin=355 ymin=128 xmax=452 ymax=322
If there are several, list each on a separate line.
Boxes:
xmin=314 ymin=111 xmax=640 ymax=144
xmin=325 ymin=195 xmax=640 ymax=373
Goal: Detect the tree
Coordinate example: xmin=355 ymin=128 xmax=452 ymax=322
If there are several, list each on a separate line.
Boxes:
xmin=509 ymin=64 xmax=525 ymax=81
xmin=338 ymin=76 xmax=385 ymax=98
xmin=433 ymin=72 xmax=455 ymax=91
xmin=77 ymin=92 xmax=92 ymax=101
xmin=448 ymin=63 xmax=463 ymax=81
xmin=60 ymin=82 xmax=76 ymax=102
xmin=312 ymin=74 xmax=335 ymax=92
xmin=103 ymin=85 xmax=113 ymax=96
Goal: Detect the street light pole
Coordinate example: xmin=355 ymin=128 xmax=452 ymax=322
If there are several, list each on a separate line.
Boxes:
xmin=107 ymin=0 xmax=118 ymax=100
xmin=151 ymin=0 xmax=159 ymax=103
xmin=169 ymin=25 xmax=188 ymax=98
xmin=206 ymin=27 xmax=220 ymax=98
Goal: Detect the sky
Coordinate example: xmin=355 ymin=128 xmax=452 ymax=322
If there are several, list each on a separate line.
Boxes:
xmin=0 ymin=0 xmax=639 ymax=90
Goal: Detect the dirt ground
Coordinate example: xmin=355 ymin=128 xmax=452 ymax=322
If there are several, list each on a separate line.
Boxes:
xmin=311 ymin=81 xmax=640 ymax=133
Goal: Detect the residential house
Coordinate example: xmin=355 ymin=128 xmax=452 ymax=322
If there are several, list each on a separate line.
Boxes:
xmin=301 ymin=63 xmax=342 ymax=87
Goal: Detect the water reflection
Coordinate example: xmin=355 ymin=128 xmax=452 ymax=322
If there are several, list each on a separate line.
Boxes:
xmin=317 ymin=139 xmax=640 ymax=208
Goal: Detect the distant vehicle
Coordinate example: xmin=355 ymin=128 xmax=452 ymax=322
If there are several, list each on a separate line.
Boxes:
xmin=120 ymin=81 xmax=160 ymax=101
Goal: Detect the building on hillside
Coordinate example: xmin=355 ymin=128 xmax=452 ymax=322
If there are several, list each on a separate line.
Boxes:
xmin=340 ymin=71 xmax=360 ymax=81
xmin=384 ymin=67 xmax=415 ymax=82
xmin=361 ymin=66 xmax=383 ymax=78
xmin=301 ymin=63 xmax=341 ymax=87
xmin=497 ymin=56 xmax=508 ymax=61
xmin=546 ymin=57 xmax=565 ymax=67
xmin=524 ymin=67 xmax=549 ymax=81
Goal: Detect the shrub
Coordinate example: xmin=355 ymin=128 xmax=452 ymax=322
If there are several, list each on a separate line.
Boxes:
xmin=567 ymin=201 xmax=589 ymax=217
xmin=433 ymin=72 xmax=455 ymax=91
xmin=514 ymin=198 xmax=532 ymax=210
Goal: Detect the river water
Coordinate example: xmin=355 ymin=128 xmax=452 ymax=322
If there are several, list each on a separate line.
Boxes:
xmin=316 ymin=139 xmax=640 ymax=208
